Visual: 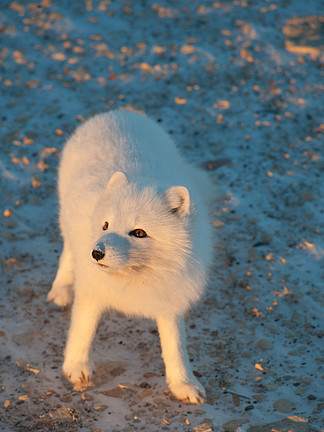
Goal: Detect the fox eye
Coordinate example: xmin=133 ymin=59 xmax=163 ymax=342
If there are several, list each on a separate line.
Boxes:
xmin=103 ymin=221 xmax=109 ymax=231
xmin=129 ymin=229 xmax=147 ymax=238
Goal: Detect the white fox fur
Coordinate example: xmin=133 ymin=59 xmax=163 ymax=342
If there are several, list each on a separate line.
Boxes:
xmin=47 ymin=110 xmax=214 ymax=404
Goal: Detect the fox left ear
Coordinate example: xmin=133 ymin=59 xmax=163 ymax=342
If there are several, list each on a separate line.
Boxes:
xmin=105 ymin=171 xmax=129 ymax=197
xmin=165 ymin=186 xmax=190 ymax=216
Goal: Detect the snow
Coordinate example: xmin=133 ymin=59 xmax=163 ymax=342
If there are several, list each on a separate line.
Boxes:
xmin=0 ymin=0 xmax=323 ymax=431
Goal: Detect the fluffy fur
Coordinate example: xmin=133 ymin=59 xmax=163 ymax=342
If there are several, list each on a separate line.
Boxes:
xmin=47 ymin=110 xmax=214 ymax=404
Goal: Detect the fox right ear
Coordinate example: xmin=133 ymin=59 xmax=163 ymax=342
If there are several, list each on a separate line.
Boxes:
xmin=165 ymin=186 xmax=191 ymax=217
xmin=105 ymin=171 xmax=129 ymax=196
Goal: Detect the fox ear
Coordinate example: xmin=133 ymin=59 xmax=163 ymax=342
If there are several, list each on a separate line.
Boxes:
xmin=105 ymin=171 xmax=129 ymax=196
xmin=165 ymin=186 xmax=190 ymax=216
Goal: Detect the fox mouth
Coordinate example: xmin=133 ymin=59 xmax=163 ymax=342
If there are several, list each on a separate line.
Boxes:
xmin=94 ymin=262 xmax=110 ymax=270
xmin=93 ymin=261 xmax=145 ymax=274
xmin=129 ymin=265 xmax=145 ymax=272
xmin=119 ymin=264 xmax=147 ymax=274
xmin=94 ymin=261 xmax=124 ymax=273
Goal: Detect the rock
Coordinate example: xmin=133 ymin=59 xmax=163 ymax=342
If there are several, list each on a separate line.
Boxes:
xmin=49 ymin=406 xmax=72 ymax=421
xmin=60 ymin=394 xmax=72 ymax=403
xmin=248 ymin=417 xmax=319 ymax=432
xmin=200 ymin=158 xmax=231 ymax=170
xmin=92 ymin=360 xmax=127 ymax=386
xmin=119 ymin=382 xmax=137 ymax=392
xmin=12 ymin=330 xmax=42 ymax=345
xmin=256 ymin=339 xmax=273 ymax=350
xmin=253 ymin=394 xmax=266 ymax=402
xmin=193 ymin=422 xmax=213 ymax=432
xmin=283 ymin=16 xmax=324 ymax=58
xmin=143 ymin=372 xmax=159 ymax=378
xmin=273 ymin=398 xmax=296 ymax=413
xmin=94 ymin=404 xmax=108 ymax=411
xmin=213 ymin=219 xmax=225 ymax=228
xmin=16 ymin=361 xmax=40 ymax=374
xmin=2 ymin=131 xmax=19 ymax=142
xmin=81 ymin=392 xmax=93 ymax=401
xmin=222 ymin=418 xmax=249 ymax=432
xmin=299 ymin=191 xmax=315 ymax=201
xmin=153 ymin=397 xmax=172 ymax=407
xmin=4 ymin=258 xmax=25 ymax=273
xmin=101 ymin=387 xmax=126 ymax=398
xmin=139 ymin=389 xmax=152 ymax=399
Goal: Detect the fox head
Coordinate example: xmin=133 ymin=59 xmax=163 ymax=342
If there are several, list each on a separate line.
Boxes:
xmin=90 ymin=171 xmax=193 ymax=277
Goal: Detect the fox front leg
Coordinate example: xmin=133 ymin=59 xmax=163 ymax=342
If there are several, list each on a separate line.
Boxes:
xmin=157 ymin=314 xmax=205 ymax=404
xmin=47 ymin=242 xmax=74 ymax=307
xmin=62 ymin=292 xmax=103 ymax=387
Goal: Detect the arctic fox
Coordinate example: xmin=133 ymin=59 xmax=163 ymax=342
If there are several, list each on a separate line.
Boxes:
xmin=47 ymin=110 xmax=214 ymax=404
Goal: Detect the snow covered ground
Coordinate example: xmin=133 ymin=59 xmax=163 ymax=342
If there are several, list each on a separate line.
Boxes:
xmin=0 ymin=1 xmax=323 ymax=431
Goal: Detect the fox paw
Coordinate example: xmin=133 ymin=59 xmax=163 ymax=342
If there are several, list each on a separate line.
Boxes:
xmin=169 ymin=379 xmax=206 ymax=405
xmin=62 ymin=361 xmax=92 ymax=388
xmin=47 ymin=284 xmax=72 ymax=307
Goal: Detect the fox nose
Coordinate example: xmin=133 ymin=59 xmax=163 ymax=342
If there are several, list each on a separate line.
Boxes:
xmin=92 ymin=249 xmax=105 ymax=261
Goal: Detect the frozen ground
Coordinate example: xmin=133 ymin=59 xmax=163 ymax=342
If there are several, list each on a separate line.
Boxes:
xmin=0 ymin=1 xmax=323 ymax=431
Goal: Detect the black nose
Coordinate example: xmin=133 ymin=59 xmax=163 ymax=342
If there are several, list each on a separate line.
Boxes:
xmin=92 ymin=249 xmax=105 ymax=261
